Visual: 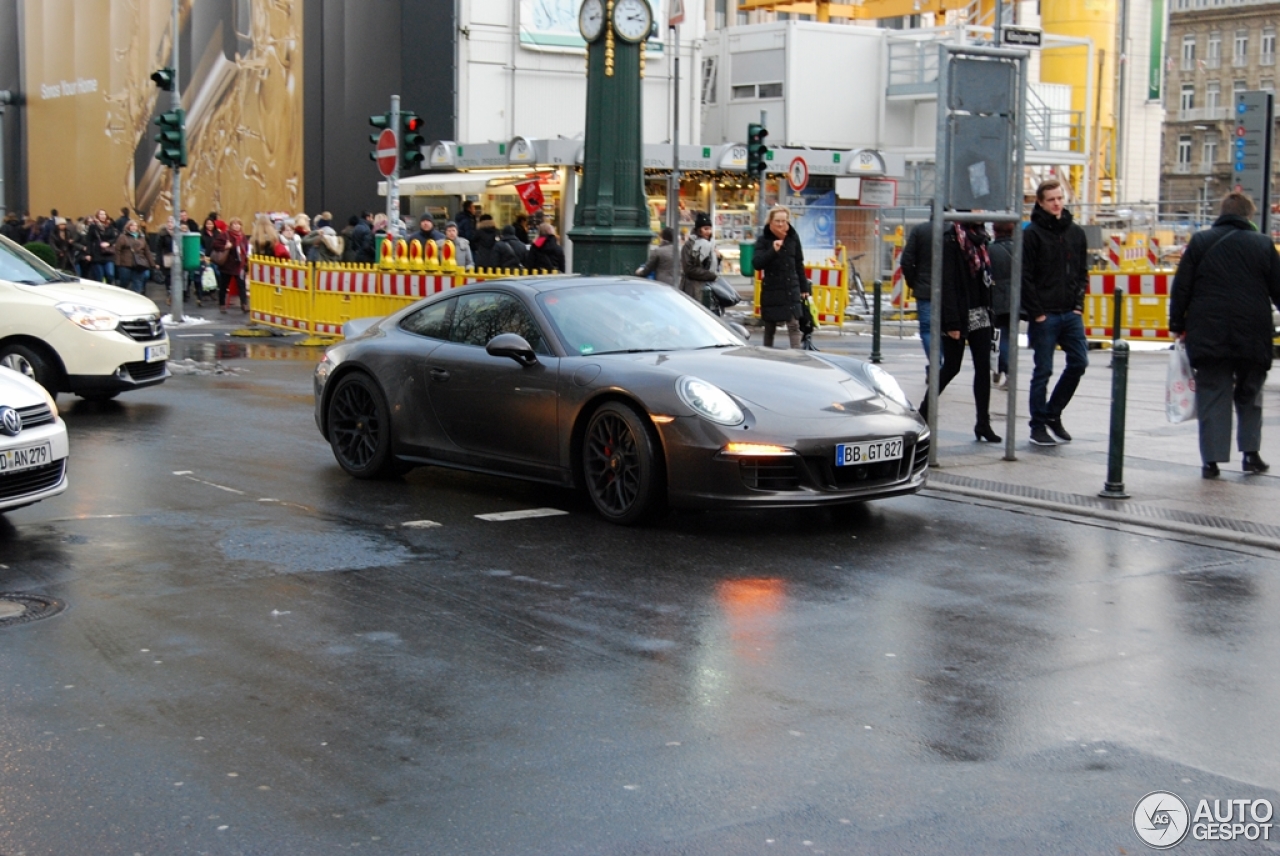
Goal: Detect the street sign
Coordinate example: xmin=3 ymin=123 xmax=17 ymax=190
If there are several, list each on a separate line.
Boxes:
xmin=1001 ymin=27 xmax=1042 ymax=47
xmin=1233 ymin=90 xmax=1274 ymax=232
xmin=376 ymin=128 xmax=398 ymax=177
xmin=859 ymin=178 xmax=897 ymax=207
xmin=787 ymin=156 xmax=809 ymax=192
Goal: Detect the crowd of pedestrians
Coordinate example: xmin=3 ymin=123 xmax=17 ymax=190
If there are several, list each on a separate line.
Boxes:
xmin=896 ymin=179 xmax=1280 ymax=477
xmin=337 ymin=206 xmax=561 ymax=273
xmin=0 ymin=203 xmax=565 ymax=314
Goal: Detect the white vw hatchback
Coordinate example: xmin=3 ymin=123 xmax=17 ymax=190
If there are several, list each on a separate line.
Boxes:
xmin=0 ymin=365 xmax=68 ymax=512
xmin=0 ymin=235 xmax=169 ymax=400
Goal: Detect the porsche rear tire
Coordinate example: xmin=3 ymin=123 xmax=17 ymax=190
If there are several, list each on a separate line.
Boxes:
xmin=582 ymin=401 xmax=666 ymax=525
xmin=327 ymin=372 xmax=402 ymax=479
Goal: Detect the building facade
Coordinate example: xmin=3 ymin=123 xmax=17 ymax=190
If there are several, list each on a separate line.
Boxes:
xmin=1161 ymin=0 xmax=1280 ymax=219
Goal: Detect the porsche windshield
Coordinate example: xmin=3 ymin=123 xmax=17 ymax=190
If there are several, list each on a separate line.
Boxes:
xmin=538 ymin=281 xmax=743 ymax=356
xmin=0 ymin=235 xmax=71 ymax=284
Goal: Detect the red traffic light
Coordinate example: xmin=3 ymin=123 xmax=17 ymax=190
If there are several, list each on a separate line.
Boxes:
xmin=404 ymin=115 xmax=424 ymax=132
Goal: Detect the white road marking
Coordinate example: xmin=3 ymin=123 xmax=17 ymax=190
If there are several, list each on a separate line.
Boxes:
xmin=475 ymin=508 xmax=569 ymax=522
xmin=172 ymin=471 xmax=245 ymax=495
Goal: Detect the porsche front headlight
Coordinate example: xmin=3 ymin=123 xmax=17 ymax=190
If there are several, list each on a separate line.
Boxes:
xmin=56 ymin=303 xmax=120 ymax=332
xmin=677 ymin=376 xmax=744 ymax=426
xmin=866 ymin=364 xmax=911 ymax=409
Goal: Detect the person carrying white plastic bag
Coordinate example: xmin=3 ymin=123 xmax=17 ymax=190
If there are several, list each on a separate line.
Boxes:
xmin=1168 ymin=191 xmax=1280 ymax=479
xmin=1165 ymin=340 xmax=1196 ymax=424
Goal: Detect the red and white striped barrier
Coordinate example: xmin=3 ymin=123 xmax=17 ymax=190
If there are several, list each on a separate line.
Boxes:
xmin=1085 ymin=272 xmax=1172 ymax=339
xmin=249 ymin=311 xmax=309 ymax=331
xmin=251 ymin=260 xmax=308 ymax=290
xmin=313 ymin=269 xmax=459 ymax=298
xmin=1107 ymin=234 xmax=1122 ymax=270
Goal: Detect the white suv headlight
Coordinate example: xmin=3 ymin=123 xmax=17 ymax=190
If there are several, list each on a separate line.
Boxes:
xmin=677 ymin=376 xmax=744 ymax=426
xmin=56 ymin=303 xmax=120 ymax=332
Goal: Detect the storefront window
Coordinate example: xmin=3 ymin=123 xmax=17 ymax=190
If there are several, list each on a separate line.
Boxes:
xmin=645 ymin=176 xmax=710 ymax=237
xmin=481 ymin=179 xmax=561 ymax=233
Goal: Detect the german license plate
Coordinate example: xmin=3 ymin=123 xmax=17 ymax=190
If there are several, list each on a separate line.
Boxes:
xmin=835 ymin=437 xmax=903 ymax=467
xmin=146 ymin=342 xmax=169 ymax=363
xmin=0 ymin=442 xmax=51 ymax=473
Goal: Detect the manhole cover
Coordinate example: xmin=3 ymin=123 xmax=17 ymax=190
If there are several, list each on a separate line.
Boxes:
xmin=0 ymin=594 xmax=66 ymax=628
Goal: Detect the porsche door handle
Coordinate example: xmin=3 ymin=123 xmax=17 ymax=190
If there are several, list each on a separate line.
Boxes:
xmin=429 ymin=368 xmax=450 ymax=382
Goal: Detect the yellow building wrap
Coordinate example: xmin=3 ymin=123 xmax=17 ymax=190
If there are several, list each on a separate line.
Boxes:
xmin=1039 ymin=0 xmax=1117 ymax=202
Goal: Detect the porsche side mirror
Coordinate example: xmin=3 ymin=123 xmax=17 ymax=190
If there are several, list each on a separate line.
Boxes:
xmin=728 ymin=321 xmax=750 ymax=341
xmin=487 ymin=332 xmax=539 ymax=366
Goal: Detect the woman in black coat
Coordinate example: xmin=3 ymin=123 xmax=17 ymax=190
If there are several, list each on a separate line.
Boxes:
xmin=528 ymin=223 xmax=565 ymax=273
xmin=752 ymin=206 xmax=809 ymax=348
xmin=928 ymin=220 xmax=999 ymax=442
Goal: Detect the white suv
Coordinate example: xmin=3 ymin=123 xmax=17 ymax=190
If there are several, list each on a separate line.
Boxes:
xmin=0 ymin=235 xmax=169 ymax=400
xmin=0 ymin=365 xmax=68 ymax=512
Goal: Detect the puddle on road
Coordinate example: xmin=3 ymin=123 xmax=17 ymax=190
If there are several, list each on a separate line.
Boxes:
xmin=220 ymin=525 xmax=413 ymax=575
xmin=172 ymin=339 xmax=325 ymax=364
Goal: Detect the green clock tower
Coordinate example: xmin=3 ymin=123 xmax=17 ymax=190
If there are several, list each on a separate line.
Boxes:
xmin=568 ymin=0 xmax=654 ymax=275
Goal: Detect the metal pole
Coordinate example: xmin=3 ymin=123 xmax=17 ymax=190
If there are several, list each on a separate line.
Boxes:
xmin=757 ymin=109 xmax=768 ymax=235
xmin=927 ymin=44 xmax=949 ymax=465
xmin=670 ymin=24 xmax=681 ymax=291
xmin=1099 ymin=338 xmax=1131 ymax=498
xmin=388 ymin=94 xmax=401 ymax=239
xmin=994 ymin=0 xmax=1003 ymax=46
xmin=0 ymin=91 xmax=12 ymax=218
xmin=1111 ymin=285 xmax=1124 ymax=346
xmin=871 ymin=279 xmax=883 ymax=363
xmin=0 ymin=101 xmax=7 ymax=219
xmin=168 ymin=0 xmax=184 ymax=324
xmin=1108 ymin=284 xmax=1124 ymax=368
xmin=1004 ymin=48 xmax=1029 ymax=461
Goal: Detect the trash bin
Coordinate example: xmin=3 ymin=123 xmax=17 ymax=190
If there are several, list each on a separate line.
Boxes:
xmin=181 ymin=232 xmax=202 ymax=271
xmin=738 ymin=241 xmax=755 ymax=277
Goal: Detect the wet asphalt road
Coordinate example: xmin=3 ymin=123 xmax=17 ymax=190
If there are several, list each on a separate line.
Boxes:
xmin=1 ymin=335 xmax=1279 ymax=855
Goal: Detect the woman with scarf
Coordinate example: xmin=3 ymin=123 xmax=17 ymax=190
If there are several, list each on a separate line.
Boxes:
xmin=925 ymin=218 xmax=1000 ymax=443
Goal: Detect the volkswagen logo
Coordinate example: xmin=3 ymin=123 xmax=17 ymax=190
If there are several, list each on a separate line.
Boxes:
xmin=0 ymin=406 xmax=22 ymax=437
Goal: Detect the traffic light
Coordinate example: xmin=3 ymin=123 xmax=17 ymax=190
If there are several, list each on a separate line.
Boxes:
xmin=747 ymin=123 xmax=769 ymax=177
xmin=401 ymin=112 xmax=425 ymax=171
xmin=150 ymin=67 xmax=175 ymax=92
xmin=154 ymin=108 xmax=187 ymax=168
xmin=369 ymin=112 xmax=391 ymax=162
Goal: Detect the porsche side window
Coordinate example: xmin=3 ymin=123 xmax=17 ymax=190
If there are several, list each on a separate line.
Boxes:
xmin=400 ymin=297 xmax=456 ymax=340
xmin=450 ymin=292 xmax=549 ymax=355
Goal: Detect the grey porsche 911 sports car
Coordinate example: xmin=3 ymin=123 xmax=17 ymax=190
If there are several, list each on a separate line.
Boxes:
xmin=313 ymin=276 xmax=928 ymax=524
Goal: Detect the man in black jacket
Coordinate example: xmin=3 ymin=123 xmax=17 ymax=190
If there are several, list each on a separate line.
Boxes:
xmin=1169 ymin=191 xmax=1280 ymax=478
xmin=349 ymin=212 xmax=375 ymax=263
xmin=1022 ymin=178 xmax=1089 ymax=447
xmin=898 ymin=207 xmax=934 ymax=363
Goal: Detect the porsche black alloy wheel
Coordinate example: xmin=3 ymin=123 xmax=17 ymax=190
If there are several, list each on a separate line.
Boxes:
xmin=327 ymin=373 xmax=398 ymax=479
xmin=583 ymin=401 xmax=665 ymax=524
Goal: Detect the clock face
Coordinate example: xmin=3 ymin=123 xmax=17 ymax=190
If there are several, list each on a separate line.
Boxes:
xmin=613 ymin=0 xmax=651 ymax=42
xmin=579 ymin=0 xmax=605 ymax=41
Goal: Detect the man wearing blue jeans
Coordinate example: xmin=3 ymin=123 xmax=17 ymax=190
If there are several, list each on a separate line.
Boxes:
xmin=1021 ymin=179 xmax=1089 ymax=446
xmin=899 ymin=216 xmax=934 ymax=372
